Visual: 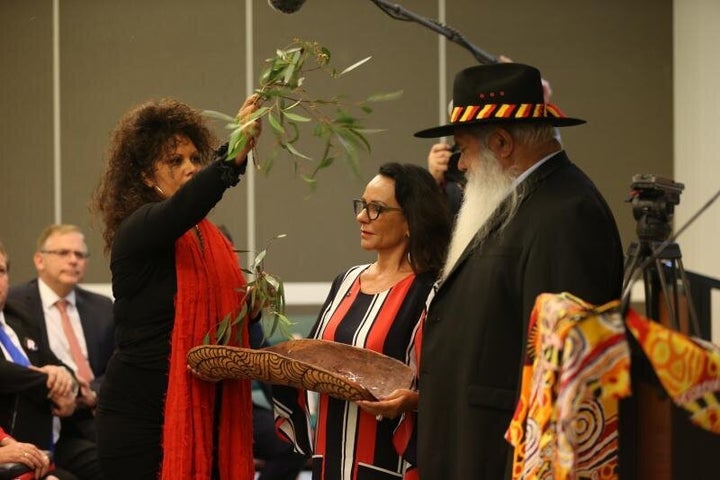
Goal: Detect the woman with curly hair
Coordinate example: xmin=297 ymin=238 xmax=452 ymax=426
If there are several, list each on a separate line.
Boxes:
xmin=92 ymin=94 xmax=261 ymax=480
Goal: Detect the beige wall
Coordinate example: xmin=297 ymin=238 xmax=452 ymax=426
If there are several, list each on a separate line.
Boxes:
xmin=674 ymin=0 xmax=720 ymax=342
xmin=1 ymin=0 xmax=672 ymax=288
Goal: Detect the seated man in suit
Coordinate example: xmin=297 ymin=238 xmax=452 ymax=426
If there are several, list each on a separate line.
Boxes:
xmin=9 ymin=224 xmax=115 ymax=444
xmin=0 ymin=240 xmax=85 ymax=480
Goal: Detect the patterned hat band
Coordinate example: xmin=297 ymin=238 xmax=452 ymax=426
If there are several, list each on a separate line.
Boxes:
xmin=449 ymin=102 xmax=569 ymax=124
xmin=414 ymin=64 xmax=585 ymax=138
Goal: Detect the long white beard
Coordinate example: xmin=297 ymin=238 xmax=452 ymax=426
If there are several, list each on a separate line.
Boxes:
xmin=441 ymin=150 xmax=518 ymax=280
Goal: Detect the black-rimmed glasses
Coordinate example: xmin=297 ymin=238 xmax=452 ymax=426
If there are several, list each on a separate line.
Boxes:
xmin=41 ymin=249 xmax=90 ymax=260
xmin=353 ymin=199 xmax=402 ymax=221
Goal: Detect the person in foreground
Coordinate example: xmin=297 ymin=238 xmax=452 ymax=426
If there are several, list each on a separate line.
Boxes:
xmin=273 ymin=163 xmax=452 ymax=480
xmin=92 ymin=95 xmax=261 ymax=480
xmin=413 ymin=63 xmax=624 ymax=479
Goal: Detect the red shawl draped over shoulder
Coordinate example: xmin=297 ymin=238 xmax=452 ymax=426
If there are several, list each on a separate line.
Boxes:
xmin=161 ymin=219 xmax=254 ymax=480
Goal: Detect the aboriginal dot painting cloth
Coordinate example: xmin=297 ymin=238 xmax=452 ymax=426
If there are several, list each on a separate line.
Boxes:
xmin=626 ymin=308 xmax=720 ymax=434
xmin=506 ymin=293 xmax=631 ymax=480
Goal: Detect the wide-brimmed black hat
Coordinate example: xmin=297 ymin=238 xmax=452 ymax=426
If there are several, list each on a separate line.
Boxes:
xmin=414 ymin=63 xmax=585 ymax=138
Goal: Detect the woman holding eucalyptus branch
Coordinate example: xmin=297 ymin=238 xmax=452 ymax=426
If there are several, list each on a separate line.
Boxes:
xmin=92 ymin=94 xmax=261 ymax=480
xmin=273 ymin=163 xmax=452 ymax=480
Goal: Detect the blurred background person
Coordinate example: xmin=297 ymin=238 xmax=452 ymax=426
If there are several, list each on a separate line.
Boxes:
xmin=9 ymin=224 xmax=114 ymax=444
xmin=0 ymin=241 xmax=84 ymax=479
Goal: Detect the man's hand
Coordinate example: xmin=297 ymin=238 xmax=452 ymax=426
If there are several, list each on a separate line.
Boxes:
xmin=76 ymin=377 xmax=98 ymax=410
xmin=498 ymin=54 xmax=552 ymax=103
xmin=427 ymin=143 xmax=454 ymax=185
xmin=50 ymin=390 xmax=76 ymax=417
xmin=30 ymin=364 xmax=76 ymax=398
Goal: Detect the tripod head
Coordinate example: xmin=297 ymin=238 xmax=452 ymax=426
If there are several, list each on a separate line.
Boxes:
xmin=627 ymin=173 xmax=684 ymax=244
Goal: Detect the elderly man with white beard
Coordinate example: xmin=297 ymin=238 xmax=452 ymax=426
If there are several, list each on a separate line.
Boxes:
xmin=413 ymin=63 xmax=624 ymax=479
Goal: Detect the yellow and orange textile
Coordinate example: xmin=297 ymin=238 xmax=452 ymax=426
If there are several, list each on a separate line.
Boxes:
xmin=625 ymin=309 xmax=720 ymax=434
xmin=506 ymin=293 xmax=631 ymax=480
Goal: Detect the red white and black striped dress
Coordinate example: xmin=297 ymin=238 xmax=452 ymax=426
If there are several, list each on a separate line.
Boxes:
xmin=274 ymin=264 xmax=433 ymax=480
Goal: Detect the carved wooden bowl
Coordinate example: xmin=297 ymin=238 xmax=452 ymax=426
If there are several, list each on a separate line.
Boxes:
xmin=186 ymin=339 xmax=414 ymax=401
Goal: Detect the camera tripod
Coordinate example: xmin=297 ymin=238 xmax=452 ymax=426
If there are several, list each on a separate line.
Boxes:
xmin=621 ymin=237 xmax=701 ymax=336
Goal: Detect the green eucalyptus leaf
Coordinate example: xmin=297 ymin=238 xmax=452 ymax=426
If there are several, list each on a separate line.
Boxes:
xmin=354 ymin=128 xmax=386 ymax=135
xmin=267 ymin=111 xmax=285 ymax=135
xmin=285 ymin=142 xmax=313 ymax=160
xmin=347 ymin=128 xmax=372 ymax=152
xmin=284 ymin=122 xmax=300 ymax=144
xmin=227 ymin=131 xmax=248 ymax=161
xmin=366 ymin=90 xmax=404 ymax=102
xmin=339 ymin=56 xmax=372 ymax=76
xmin=282 ymin=111 xmax=311 ymax=122
xmin=313 ymin=123 xmax=330 ymax=137
xmin=237 ymin=106 xmax=271 ymax=124
xmin=283 ymin=46 xmax=303 ymax=55
xmin=267 ymin=313 xmax=281 ymax=337
xmin=264 ymin=273 xmax=281 ymax=291
xmin=202 ymin=110 xmax=238 ymax=123
xmin=301 ymin=174 xmax=318 ymax=186
xmin=253 ymin=249 xmax=267 ymax=270
xmin=318 ymin=155 xmax=335 ymax=169
xmin=282 ymin=63 xmax=297 ymax=87
xmin=216 ymin=315 xmax=230 ymax=344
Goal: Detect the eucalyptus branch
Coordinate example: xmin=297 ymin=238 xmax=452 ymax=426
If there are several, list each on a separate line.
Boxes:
xmin=203 ymin=234 xmax=294 ymax=347
xmin=203 ymin=39 xmax=402 ymax=189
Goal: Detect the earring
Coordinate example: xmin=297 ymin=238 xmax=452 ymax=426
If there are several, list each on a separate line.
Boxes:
xmin=153 ymin=185 xmax=165 ymax=195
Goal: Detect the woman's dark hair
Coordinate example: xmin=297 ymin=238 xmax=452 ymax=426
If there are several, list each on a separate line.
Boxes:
xmin=378 ymin=162 xmax=452 ymax=276
xmin=91 ymin=99 xmax=215 ymax=254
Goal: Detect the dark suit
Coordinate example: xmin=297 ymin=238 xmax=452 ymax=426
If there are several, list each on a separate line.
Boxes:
xmin=0 ymin=301 xmax=67 ymax=450
xmin=8 ymin=280 xmax=115 ymax=396
xmin=418 ymin=152 xmax=625 ymax=479
xmin=8 ymin=281 xmax=112 ymax=480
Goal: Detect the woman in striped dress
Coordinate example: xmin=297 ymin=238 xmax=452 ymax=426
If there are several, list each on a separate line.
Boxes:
xmin=274 ymin=163 xmax=452 ymax=480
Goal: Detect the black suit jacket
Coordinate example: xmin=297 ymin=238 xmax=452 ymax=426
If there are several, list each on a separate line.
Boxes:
xmin=0 ymin=301 xmax=69 ymax=449
xmin=418 ymin=152 xmax=625 ymax=480
xmin=8 ymin=280 xmax=115 ymax=441
xmin=8 ymin=280 xmax=115 ymax=393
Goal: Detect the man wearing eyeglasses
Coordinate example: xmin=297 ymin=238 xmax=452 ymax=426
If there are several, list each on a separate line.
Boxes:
xmin=8 ymin=224 xmax=113 ymax=479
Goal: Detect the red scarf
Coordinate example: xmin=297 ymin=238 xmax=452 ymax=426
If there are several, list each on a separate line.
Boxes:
xmin=161 ymin=219 xmax=254 ymax=480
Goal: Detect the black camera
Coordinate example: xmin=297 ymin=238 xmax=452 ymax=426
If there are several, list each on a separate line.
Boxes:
xmin=627 ymin=173 xmax=684 ymax=243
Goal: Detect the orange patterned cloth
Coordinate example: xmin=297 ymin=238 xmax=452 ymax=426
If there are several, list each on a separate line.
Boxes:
xmin=506 ymin=293 xmax=631 ymax=480
xmin=626 ymin=308 xmax=720 ymax=433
